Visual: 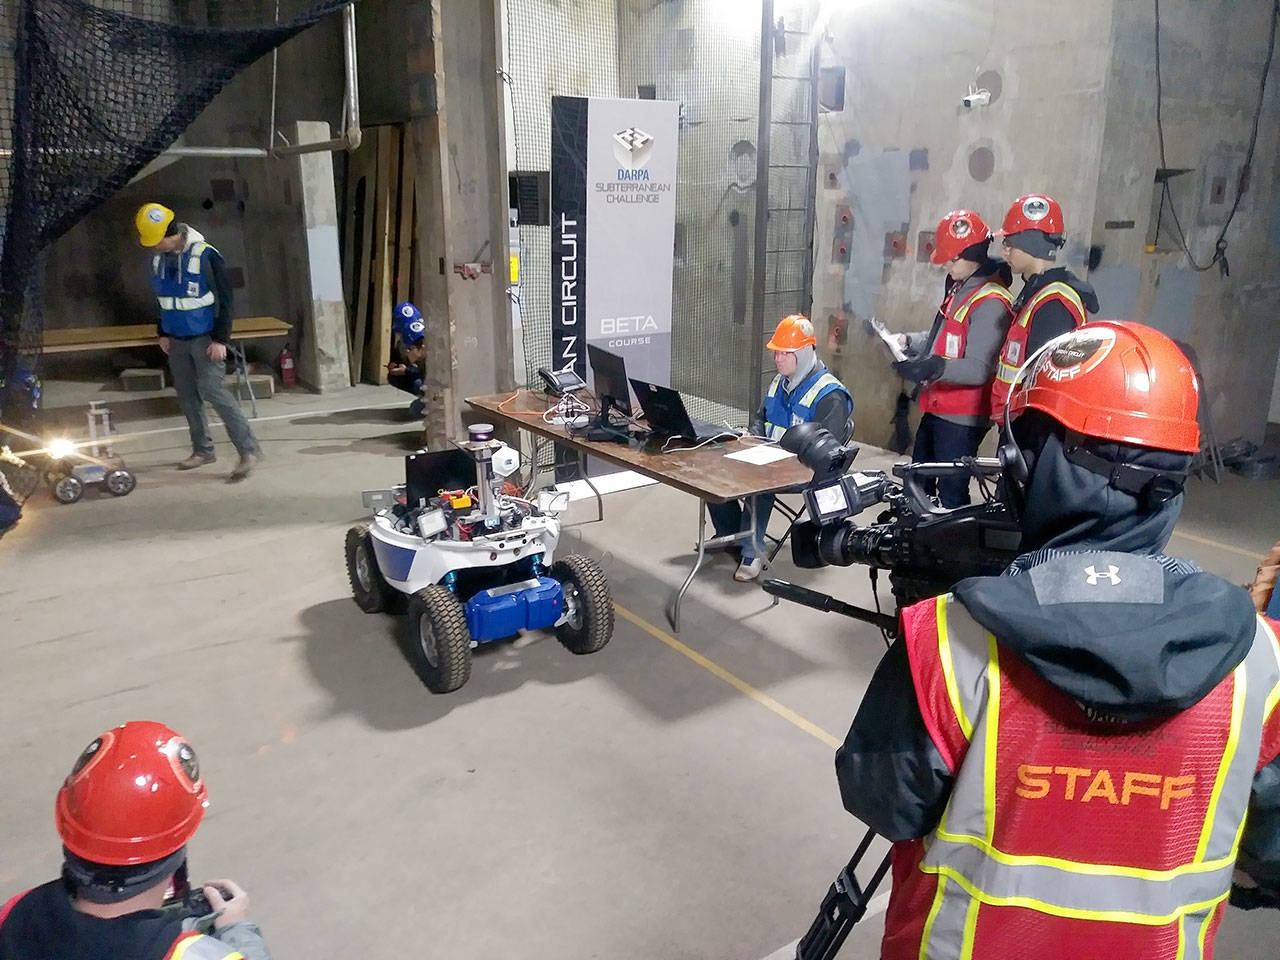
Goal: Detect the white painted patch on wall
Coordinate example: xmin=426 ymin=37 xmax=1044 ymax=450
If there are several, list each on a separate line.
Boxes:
xmin=306 ymin=224 xmax=345 ymax=303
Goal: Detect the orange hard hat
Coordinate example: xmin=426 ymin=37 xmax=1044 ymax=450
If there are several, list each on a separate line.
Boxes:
xmin=55 ymin=721 xmax=208 ymax=866
xmin=1010 ymin=321 xmax=1200 ymax=454
xmin=766 ymin=314 xmax=816 ymax=351
xmin=995 ymin=194 xmax=1065 ymax=237
xmin=931 ymin=210 xmax=991 ymax=264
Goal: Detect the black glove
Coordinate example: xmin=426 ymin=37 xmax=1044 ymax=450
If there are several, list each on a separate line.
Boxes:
xmin=894 ymin=354 xmax=945 ymax=383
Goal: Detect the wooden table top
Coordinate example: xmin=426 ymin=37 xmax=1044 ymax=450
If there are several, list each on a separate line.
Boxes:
xmin=467 ymin=390 xmax=816 ymax=503
xmin=42 ymin=316 xmax=291 ymax=354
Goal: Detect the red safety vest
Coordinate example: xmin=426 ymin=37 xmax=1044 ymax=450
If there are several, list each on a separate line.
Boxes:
xmin=989 ymin=281 xmax=1087 ymax=416
xmin=918 ymin=281 xmax=1013 ymax=419
xmin=883 ymin=594 xmax=1280 ymax=960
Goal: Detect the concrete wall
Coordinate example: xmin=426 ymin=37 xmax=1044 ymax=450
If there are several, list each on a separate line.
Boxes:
xmin=814 ymin=0 xmax=1115 ymax=448
xmin=1091 ymin=0 xmax=1280 ymax=445
xmin=815 ymin=0 xmax=1280 ymax=448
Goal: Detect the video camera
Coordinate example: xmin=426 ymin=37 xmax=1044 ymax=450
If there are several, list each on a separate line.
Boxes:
xmin=764 ymin=422 xmax=1022 ymax=625
xmin=767 ymin=422 xmax=1024 ymax=960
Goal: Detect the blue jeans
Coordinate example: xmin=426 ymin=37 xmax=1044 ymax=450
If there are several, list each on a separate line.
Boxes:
xmin=167 ymin=335 xmax=260 ymax=459
xmin=911 ymin=413 xmax=989 ymax=508
xmin=708 ymin=494 xmax=775 ymax=562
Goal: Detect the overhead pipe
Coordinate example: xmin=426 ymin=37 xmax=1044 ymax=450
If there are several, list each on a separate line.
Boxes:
xmin=158 ymin=2 xmax=361 ymax=161
xmin=272 ymin=3 xmax=361 ymax=156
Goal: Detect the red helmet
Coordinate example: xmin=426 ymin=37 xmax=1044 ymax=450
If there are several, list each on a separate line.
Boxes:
xmin=996 ymin=194 xmax=1065 ymax=237
xmin=1010 ymin=321 xmax=1200 ymax=453
xmin=766 ymin=314 xmax=816 ymax=351
xmin=55 ymin=721 xmax=208 ymax=866
xmin=931 ymin=210 xmax=991 ymax=264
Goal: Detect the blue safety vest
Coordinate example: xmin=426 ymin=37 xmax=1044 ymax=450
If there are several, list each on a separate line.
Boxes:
xmin=152 ymin=240 xmax=217 ymax=338
xmin=762 ymin=363 xmax=852 ymax=440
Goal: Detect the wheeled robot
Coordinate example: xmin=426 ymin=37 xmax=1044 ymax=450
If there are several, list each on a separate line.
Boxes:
xmin=345 ymin=422 xmax=614 ymax=693
xmin=45 ymin=401 xmax=137 ymax=505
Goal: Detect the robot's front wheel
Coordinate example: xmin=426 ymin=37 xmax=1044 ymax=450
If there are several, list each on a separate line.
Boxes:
xmin=551 ymin=555 xmax=614 ymax=654
xmin=406 ymin=584 xmax=472 ymax=693
xmin=104 ymin=469 xmax=136 ymax=496
xmin=52 ymin=475 xmax=83 ymax=505
xmin=345 ymin=526 xmax=400 ymax=613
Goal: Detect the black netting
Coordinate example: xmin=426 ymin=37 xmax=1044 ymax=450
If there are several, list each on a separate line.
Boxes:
xmin=0 ymin=0 xmax=351 ymax=429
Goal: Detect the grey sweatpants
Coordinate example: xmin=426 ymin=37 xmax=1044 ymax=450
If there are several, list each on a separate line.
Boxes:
xmin=167 ymin=335 xmax=260 ymax=459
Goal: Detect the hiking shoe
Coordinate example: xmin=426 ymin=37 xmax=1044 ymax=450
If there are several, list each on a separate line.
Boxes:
xmin=228 ymin=453 xmax=260 ymax=482
xmin=177 ymin=453 xmax=216 ymax=470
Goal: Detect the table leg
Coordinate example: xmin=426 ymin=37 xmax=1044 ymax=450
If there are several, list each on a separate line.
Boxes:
xmin=233 ymin=343 xmax=258 ymax=418
xmin=577 ymin=451 xmax=604 ymax=523
xmin=669 ymin=498 xmax=710 ymax=633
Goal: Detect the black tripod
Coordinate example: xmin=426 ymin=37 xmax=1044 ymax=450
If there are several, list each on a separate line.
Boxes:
xmin=795 ymin=828 xmax=892 ymax=960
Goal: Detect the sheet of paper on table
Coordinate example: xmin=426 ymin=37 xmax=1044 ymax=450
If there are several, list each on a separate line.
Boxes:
xmin=723 ymin=444 xmax=797 ymax=466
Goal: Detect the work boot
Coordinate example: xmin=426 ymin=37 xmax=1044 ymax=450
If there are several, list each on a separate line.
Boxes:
xmin=228 ymin=452 xmax=260 ymax=483
xmin=177 ymin=453 xmax=215 ymax=470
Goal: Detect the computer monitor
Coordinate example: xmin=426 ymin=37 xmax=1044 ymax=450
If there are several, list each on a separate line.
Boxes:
xmin=406 ymin=448 xmax=475 ymax=506
xmin=587 ymin=343 xmax=632 ymax=418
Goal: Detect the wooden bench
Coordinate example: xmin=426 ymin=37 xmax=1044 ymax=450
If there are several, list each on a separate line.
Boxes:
xmin=41 ymin=316 xmax=291 ymax=354
xmin=41 ymin=316 xmax=292 ymax=417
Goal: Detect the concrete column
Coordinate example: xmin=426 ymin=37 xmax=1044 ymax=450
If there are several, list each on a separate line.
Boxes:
xmin=288 ymin=120 xmax=352 ymax=392
xmin=406 ymin=2 xmax=457 ymax=446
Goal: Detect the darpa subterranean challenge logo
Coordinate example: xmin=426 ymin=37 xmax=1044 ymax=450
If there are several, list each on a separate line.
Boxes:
xmin=598 ymin=126 xmax=670 ymax=205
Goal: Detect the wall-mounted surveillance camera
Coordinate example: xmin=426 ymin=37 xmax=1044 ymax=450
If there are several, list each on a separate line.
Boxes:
xmin=962 ymin=86 xmax=992 ymax=109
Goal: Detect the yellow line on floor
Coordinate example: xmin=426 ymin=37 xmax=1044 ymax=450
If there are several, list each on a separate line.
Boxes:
xmin=613 ymin=602 xmax=842 ymax=750
xmin=1170 ymin=529 xmax=1262 ymax=561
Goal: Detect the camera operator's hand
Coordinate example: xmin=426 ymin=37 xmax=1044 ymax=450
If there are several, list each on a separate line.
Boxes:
xmin=204 ymin=879 xmax=250 ymax=930
xmin=894 ymin=354 xmax=944 ymax=383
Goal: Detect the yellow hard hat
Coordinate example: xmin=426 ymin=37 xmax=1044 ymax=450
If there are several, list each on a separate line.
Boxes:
xmin=135 ymin=202 xmax=175 ymax=247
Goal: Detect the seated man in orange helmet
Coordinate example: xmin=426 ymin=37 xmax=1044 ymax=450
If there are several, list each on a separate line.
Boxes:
xmin=835 ymin=322 xmax=1280 ymax=959
xmin=0 ymin=721 xmax=270 ymax=960
xmin=709 ymin=314 xmax=853 ymax=581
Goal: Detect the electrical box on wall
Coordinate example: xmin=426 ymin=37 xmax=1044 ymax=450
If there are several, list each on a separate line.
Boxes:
xmin=1198 ymin=146 xmax=1246 ymax=227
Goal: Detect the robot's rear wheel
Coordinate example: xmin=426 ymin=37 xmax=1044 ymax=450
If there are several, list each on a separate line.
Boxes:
xmin=104 ymin=469 xmax=136 ymax=496
xmin=406 ymin=585 xmax=472 ymax=693
xmin=551 ymin=555 xmax=613 ymax=655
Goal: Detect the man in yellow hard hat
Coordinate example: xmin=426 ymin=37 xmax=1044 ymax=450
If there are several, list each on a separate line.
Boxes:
xmin=135 ymin=203 xmax=261 ymax=481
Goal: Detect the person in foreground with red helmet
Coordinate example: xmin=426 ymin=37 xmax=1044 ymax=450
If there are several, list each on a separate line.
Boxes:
xmin=0 ymin=721 xmax=270 ymax=960
xmin=989 ymin=193 xmax=1099 ymax=416
xmin=834 ymin=322 xmax=1280 ymax=958
xmin=892 ymin=210 xmax=1013 ymax=507
xmin=709 ymin=314 xmax=853 ymax=581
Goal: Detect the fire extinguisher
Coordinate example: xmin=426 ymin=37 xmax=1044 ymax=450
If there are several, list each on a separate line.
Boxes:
xmin=279 ymin=347 xmax=296 ymax=388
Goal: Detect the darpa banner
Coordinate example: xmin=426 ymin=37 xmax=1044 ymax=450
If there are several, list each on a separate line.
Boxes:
xmin=551 ymin=96 xmax=678 ymax=389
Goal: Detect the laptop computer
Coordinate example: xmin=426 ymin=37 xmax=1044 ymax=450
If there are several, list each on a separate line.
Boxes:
xmin=628 ymin=378 xmax=737 ymax=443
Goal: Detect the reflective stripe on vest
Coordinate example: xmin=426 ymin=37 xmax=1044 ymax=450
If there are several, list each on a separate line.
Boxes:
xmin=763 ymin=367 xmax=850 ymax=441
xmin=989 ymin=281 xmax=1087 ymax=414
xmin=165 ymin=931 xmax=245 ymax=960
xmin=906 ymin=589 xmax=1280 ymax=959
xmin=155 ymin=292 xmax=216 ymax=311
xmin=919 ymin=282 xmax=1013 ymax=419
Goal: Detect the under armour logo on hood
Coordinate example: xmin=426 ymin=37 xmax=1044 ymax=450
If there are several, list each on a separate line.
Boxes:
xmin=1084 ymin=564 xmax=1122 ymax=585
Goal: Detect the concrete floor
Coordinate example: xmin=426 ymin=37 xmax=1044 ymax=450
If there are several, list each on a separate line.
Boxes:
xmin=2 ymin=382 xmax=1278 ymax=958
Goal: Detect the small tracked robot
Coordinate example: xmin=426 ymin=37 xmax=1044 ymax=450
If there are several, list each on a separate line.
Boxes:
xmin=346 ymin=423 xmax=613 ymax=693
xmin=44 ymin=401 xmax=137 ymax=505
